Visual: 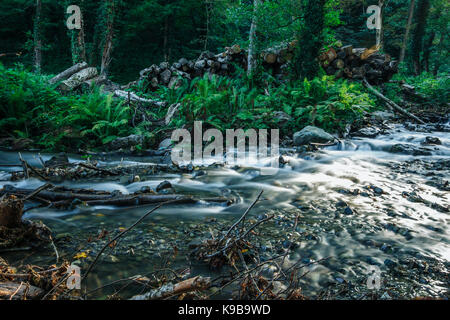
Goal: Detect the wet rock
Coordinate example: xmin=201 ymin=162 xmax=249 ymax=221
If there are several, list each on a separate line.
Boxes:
xmin=140 ymin=186 xmax=153 ymax=194
xmin=156 ymin=180 xmax=173 ymax=192
xmin=384 ymin=259 xmax=397 ymax=269
xmin=273 ymin=111 xmax=292 ymax=125
xmin=354 ymin=127 xmax=381 ymax=138
xmin=366 ymin=257 xmax=380 ymax=266
xmin=193 ymin=170 xmax=206 ymax=178
xmin=370 ymin=111 xmax=395 ymax=122
xmin=389 ymin=144 xmax=432 ymax=156
xmin=158 ymin=138 xmax=173 ymax=150
xmin=422 ymin=136 xmax=442 ymax=146
xmin=343 ymin=206 xmax=354 ymax=215
xmin=336 ymin=200 xmax=348 ymax=208
xmin=45 ymin=153 xmax=69 ymax=167
xmin=293 ymin=126 xmax=335 ymax=146
xmin=109 ymin=135 xmax=143 ymax=151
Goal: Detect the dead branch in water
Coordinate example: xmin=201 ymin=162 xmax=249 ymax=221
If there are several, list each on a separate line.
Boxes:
xmin=130 ymin=276 xmax=211 ymax=300
xmin=363 ymin=78 xmax=426 ymax=125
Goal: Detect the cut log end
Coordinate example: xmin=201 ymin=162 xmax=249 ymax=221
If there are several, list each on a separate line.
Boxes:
xmin=0 ymin=195 xmax=24 ymax=228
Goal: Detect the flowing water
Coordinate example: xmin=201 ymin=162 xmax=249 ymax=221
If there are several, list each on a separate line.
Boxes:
xmin=0 ymin=122 xmax=449 ymax=299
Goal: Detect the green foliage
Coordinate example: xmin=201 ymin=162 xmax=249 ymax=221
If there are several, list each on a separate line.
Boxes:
xmin=292 ymin=0 xmax=326 ymax=80
xmin=385 ymin=72 xmax=449 ymax=106
xmin=0 ymin=64 xmax=135 ymax=150
xmin=258 ymin=76 xmax=375 ymax=132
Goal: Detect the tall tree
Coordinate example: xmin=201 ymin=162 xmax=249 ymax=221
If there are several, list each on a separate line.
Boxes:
xmin=33 ymin=0 xmax=42 ymax=73
xmin=411 ymin=0 xmax=431 ymax=74
xmin=399 ymin=0 xmax=416 ymax=64
xmin=247 ymin=0 xmax=261 ymax=76
xmin=100 ymin=0 xmax=116 ymax=77
xmin=292 ymin=0 xmax=326 ymax=80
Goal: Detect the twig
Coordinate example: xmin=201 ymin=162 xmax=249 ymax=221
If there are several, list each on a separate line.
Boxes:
xmin=22 ymin=183 xmax=52 ymax=201
xmin=222 ymin=190 xmax=263 ymax=241
xmin=82 ymin=202 xmax=169 ymax=284
xmin=9 ymin=282 xmax=24 ymax=300
xmin=18 ymin=152 xmax=29 ymax=179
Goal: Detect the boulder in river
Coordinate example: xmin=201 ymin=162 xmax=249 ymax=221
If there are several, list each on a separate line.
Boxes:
xmin=422 ymin=136 xmax=442 ymax=146
xmin=370 ymin=111 xmax=395 ymax=122
xmin=389 ymin=144 xmax=433 ymax=156
xmin=45 ymin=153 xmax=69 ymax=167
xmin=293 ymin=126 xmax=335 ymax=146
xmin=354 ymin=126 xmax=381 ymax=138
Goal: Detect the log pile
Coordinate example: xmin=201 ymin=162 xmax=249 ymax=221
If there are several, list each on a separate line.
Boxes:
xmin=134 ymin=42 xmax=398 ymax=91
xmin=319 ymin=45 xmax=398 ymax=84
xmin=132 ymin=44 xmax=248 ymax=92
xmin=51 ymin=42 xmax=398 ymax=96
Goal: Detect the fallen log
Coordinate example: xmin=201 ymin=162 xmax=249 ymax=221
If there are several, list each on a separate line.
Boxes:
xmin=131 ymin=276 xmax=211 ymax=300
xmin=59 ymin=67 xmax=98 ymax=92
xmin=114 ymin=90 xmax=167 ymax=107
xmin=49 ymin=62 xmax=88 ymax=84
xmin=0 ymin=282 xmax=45 ymax=300
xmin=363 ymin=79 xmax=426 ymax=125
xmin=0 ymin=186 xmax=232 ymax=207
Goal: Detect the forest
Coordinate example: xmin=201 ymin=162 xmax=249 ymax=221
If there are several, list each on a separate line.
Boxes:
xmin=0 ymin=0 xmax=448 ymax=302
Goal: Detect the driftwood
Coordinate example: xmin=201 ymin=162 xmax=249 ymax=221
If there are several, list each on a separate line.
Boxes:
xmin=131 ymin=276 xmax=211 ymax=300
xmin=0 ymin=186 xmax=232 ymax=207
xmin=363 ymin=79 xmax=426 ymax=124
xmin=114 ymin=90 xmax=167 ymax=107
xmin=0 ymin=282 xmax=45 ymax=300
xmin=59 ymin=67 xmax=98 ymax=92
xmin=49 ymin=62 xmax=88 ymax=84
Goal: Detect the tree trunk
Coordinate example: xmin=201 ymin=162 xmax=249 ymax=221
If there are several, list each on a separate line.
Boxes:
xmin=422 ymin=31 xmax=435 ymax=73
xmin=412 ymin=0 xmax=431 ymax=75
xmin=163 ymin=12 xmax=169 ymax=61
xmin=399 ymin=0 xmax=415 ymax=64
xmin=433 ymin=32 xmax=445 ymax=75
xmin=33 ymin=0 xmax=42 ymax=74
xmin=247 ymin=0 xmax=260 ymax=76
xmin=100 ymin=0 xmax=115 ymax=77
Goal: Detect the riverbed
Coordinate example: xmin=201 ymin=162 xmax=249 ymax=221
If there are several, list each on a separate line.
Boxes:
xmin=0 ymin=121 xmax=449 ymax=299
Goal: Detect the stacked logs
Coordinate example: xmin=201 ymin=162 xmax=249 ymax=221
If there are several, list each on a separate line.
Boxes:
xmin=131 ymin=44 xmax=248 ymax=92
xmin=319 ymin=45 xmax=398 ymax=84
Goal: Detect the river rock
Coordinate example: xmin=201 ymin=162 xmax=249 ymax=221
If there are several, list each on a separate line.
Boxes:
xmin=293 ymin=126 xmax=335 ymax=146
xmin=354 ymin=126 xmax=381 ymax=138
xmin=156 ymin=180 xmax=172 ymax=192
xmin=44 ymin=153 xmax=69 ymax=167
xmin=389 ymin=144 xmax=433 ymax=156
xmin=273 ymin=111 xmax=292 ymax=125
xmin=158 ymin=138 xmax=173 ymax=150
xmin=370 ymin=111 xmax=395 ymax=122
xmin=422 ymin=136 xmax=442 ymax=146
